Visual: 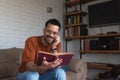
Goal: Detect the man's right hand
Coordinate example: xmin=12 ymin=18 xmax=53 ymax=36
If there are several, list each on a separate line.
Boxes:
xmin=40 ymin=57 xmax=63 ymax=71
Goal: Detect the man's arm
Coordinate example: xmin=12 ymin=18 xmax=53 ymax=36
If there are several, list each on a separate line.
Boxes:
xmin=26 ymin=62 xmax=47 ymax=74
xmin=51 ymin=36 xmax=62 ymax=53
xmin=26 ymin=57 xmax=62 ymax=74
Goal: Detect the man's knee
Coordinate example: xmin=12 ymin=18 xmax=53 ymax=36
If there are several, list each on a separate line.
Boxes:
xmin=17 ymin=71 xmax=40 ymax=80
xmin=26 ymin=72 xmax=39 ymax=80
xmin=55 ymin=68 xmax=66 ymax=77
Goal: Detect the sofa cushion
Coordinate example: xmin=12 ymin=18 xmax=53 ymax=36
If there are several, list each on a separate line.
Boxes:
xmin=0 ymin=47 xmax=19 ymax=79
xmin=0 ymin=76 xmax=16 ymax=80
xmin=68 ymin=58 xmax=83 ymax=72
xmin=66 ymin=71 xmax=83 ymax=80
xmin=17 ymin=48 xmax=24 ymax=64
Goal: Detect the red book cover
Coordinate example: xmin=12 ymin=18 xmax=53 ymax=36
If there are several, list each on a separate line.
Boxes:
xmin=37 ymin=51 xmax=73 ymax=66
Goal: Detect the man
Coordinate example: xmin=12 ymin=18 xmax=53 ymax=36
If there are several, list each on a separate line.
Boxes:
xmin=17 ymin=19 xmax=66 ymax=80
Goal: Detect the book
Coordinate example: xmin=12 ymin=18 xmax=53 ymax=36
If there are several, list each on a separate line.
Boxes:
xmin=36 ymin=51 xmax=74 ymax=66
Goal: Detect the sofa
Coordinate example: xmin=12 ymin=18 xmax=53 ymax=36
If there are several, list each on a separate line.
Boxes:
xmin=0 ymin=47 xmax=87 ymax=80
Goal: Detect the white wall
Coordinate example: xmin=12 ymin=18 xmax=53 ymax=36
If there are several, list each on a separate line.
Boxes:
xmin=0 ymin=0 xmax=64 ymax=49
xmin=66 ymin=0 xmax=120 ymax=79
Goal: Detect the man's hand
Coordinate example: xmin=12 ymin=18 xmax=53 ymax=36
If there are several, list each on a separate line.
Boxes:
xmin=26 ymin=57 xmax=62 ymax=74
xmin=42 ymin=57 xmax=62 ymax=69
xmin=52 ymin=36 xmax=60 ymax=48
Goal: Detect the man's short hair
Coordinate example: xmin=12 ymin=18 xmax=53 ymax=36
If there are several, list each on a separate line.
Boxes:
xmin=45 ymin=18 xmax=61 ymax=31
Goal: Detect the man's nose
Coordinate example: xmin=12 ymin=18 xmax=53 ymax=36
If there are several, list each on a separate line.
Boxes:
xmin=49 ymin=32 xmax=54 ymax=37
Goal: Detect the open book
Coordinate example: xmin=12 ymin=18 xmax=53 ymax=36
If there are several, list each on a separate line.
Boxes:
xmin=36 ymin=51 xmax=73 ymax=66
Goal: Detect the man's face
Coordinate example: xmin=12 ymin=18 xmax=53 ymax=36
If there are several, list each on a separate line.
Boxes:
xmin=44 ymin=23 xmax=60 ymax=45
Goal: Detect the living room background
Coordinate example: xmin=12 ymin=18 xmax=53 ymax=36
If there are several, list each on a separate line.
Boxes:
xmin=0 ymin=0 xmax=120 ymax=79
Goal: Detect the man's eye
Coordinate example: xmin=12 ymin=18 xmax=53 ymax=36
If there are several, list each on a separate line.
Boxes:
xmin=53 ymin=32 xmax=58 ymax=35
xmin=46 ymin=30 xmax=51 ymax=33
xmin=46 ymin=30 xmax=58 ymax=35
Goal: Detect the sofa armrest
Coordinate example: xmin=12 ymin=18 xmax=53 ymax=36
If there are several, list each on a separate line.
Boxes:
xmin=68 ymin=58 xmax=87 ymax=78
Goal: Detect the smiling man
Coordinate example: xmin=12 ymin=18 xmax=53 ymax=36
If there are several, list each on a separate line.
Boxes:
xmin=17 ymin=19 xmax=66 ymax=80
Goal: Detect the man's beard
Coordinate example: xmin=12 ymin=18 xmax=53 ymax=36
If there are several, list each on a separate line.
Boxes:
xmin=44 ymin=35 xmax=55 ymax=45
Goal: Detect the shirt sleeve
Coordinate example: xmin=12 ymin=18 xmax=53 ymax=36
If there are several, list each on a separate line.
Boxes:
xmin=22 ymin=38 xmax=36 ymax=64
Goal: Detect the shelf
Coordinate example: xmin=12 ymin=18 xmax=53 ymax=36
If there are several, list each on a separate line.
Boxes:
xmin=65 ymin=0 xmax=80 ymax=6
xmin=82 ymin=0 xmax=96 ymax=3
xmin=65 ymin=0 xmax=96 ymax=6
xmin=65 ymin=33 xmax=120 ymax=39
xmin=65 ymin=11 xmax=87 ymax=16
xmin=79 ymin=50 xmax=120 ymax=53
xmin=65 ymin=23 xmax=87 ymax=28
xmin=87 ymin=62 xmax=113 ymax=70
